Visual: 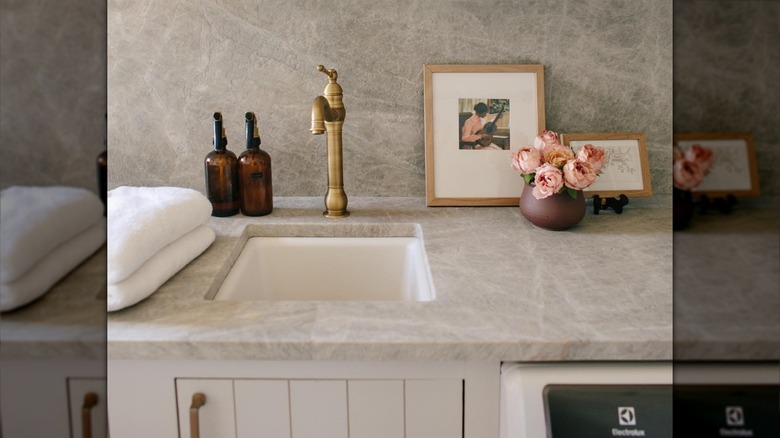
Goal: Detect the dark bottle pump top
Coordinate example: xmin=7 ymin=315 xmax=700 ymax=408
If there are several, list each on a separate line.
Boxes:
xmin=212 ymin=112 xmax=228 ymax=150
xmin=245 ymin=112 xmax=261 ymax=149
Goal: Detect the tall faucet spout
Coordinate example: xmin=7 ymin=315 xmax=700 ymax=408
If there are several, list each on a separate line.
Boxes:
xmin=310 ymin=96 xmax=333 ymax=135
xmin=311 ymin=65 xmax=348 ymax=218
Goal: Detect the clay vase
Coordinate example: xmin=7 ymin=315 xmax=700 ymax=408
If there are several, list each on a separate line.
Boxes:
xmin=519 ymin=184 xmax=586 ymax=230
xmin=673 ymin=187 xmax=694 ymax=230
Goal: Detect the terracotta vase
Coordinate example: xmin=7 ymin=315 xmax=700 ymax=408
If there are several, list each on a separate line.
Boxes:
xmin=673 ymin=187 xmax=694 ymax=230
xmin=519 ymin=184 xmax=586 ymax=230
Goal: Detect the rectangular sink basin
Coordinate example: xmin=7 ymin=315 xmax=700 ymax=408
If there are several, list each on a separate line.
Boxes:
xmin=210 ymin=224 xmax=435 ymax=302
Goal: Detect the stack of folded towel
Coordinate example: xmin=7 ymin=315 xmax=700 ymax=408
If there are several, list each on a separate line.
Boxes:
xmin=1 ymin=186 xmax=106 ymax=312
xmin=107 ymin=186 xmax=215 ymax=312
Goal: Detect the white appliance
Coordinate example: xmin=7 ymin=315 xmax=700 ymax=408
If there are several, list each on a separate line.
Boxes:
xmin=673 ymin=362 xmax=779 ymax=436
xmin=500 ymin=362 xmax=779 ymax=437
xmin=500 ymin=362 xmax=672 ymax=438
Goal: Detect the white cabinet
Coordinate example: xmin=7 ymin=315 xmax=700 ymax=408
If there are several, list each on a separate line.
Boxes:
xmin=68 ymin=377 xmax=108 ymax=438
xmin=0 ymin=359 xmax=105 ymax=438
xmin=348 ymin=380 xmax=404 ymax=438
xmin=406 ymin=379 xmax=463 ymax=438
xmin=289 ymin=380 xmax=348 ymax=438
xmin=109 ymin=360 xmax=498 ymax=438
xmin=175 ymin=377 xmax=465 ymax=438
xmin=176 ymin=379 xmax=235 ymax=438
xmin=234 ymin=379 xmax=291 ymax=438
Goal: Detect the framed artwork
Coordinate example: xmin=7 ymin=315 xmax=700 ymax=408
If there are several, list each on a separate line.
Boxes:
xmin=673 ymin=132 xmax=760 ymax=197
xmin=423 ymin=64 xmax=545 ymax=206
xmin=561 ymin=132 xmax=653 ymax=198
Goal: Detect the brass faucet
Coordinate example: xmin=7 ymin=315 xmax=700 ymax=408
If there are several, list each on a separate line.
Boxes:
xmin=311 ymin=65 xmax=349 ymax=218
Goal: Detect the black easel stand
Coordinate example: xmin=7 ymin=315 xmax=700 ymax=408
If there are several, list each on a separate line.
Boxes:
xmin=592 ymin=195 xmax=629 ymax=215
xmin=697 ymin=194 xmax=737 ymax=214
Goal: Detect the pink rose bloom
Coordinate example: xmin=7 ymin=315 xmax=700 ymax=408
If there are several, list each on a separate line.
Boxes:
xmin=576 ymin=144 xmax=607 ymax=172
xmin=563 ymin=160 xmax=597 ymax=190
xmin=684 ymin=144 xmax=714 ymax=175
xmin=542 ymin=144 xmax=576 ymax=167
xmin=534 ymin=130 xmax=560 ymax=152
xmin=532 ymin=163 xmax=564 ymax=199
xmin=511 ymin=146 xmax=542 ymax=174
xmin=673 ymin=159 xmax=705 ymax=190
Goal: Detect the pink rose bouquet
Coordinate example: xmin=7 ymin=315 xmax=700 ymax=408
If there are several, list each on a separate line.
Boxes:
xmin=511 ymin=130 xmax=606 ymax=199
xmin=673 ymin=144 xmax=714 ymax=190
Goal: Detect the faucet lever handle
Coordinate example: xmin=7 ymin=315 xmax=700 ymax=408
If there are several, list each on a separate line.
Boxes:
xmin=317 ymin=65 xmax=338 ymax=82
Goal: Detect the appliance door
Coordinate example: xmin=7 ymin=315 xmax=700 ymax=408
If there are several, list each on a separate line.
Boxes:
xmin=674 ymin=362 xmax=779 ymax=436
xmin=500 ymin=362 xmax=672 ymax=438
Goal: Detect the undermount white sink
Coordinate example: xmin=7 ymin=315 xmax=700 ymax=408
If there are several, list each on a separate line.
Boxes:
xmin=210 ymin=224 xmax=435 ymax=302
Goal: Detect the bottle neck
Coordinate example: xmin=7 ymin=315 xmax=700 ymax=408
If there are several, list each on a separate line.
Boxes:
xmin=214 ymin=118 xmax=227 ymax=151
xmin=246 ymin=124 xmax=260 ymax=149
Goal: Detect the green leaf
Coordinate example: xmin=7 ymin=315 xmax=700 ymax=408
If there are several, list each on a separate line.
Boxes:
xmin=523 ymin=174 xmax=534 ymax=185
xmin=566 ymin=187 xmax=578 ymax=199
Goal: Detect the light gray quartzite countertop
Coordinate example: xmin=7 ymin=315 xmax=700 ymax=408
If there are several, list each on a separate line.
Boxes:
xmin=673 ymin=196 xmax=780 ymax=361
xmin=0 ymin=248 xmax=107 ymax=360
xmin=107 ymin=197 xmax=674 ymax=361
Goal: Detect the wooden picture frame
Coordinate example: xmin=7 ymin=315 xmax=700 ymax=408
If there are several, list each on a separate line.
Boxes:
xmin=561 ymin=132 xmax=653 ymax=198
xmin=423 ymin=64 xmax=545 ymax=206
xmin=673 ymin=132 xmax=760 ymax=198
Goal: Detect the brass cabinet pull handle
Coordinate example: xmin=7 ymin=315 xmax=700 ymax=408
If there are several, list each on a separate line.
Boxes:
xmin=189 ymin=393 xmax=207 ymax=438
xmin=81 ymin=392 xmax=98 ymax=438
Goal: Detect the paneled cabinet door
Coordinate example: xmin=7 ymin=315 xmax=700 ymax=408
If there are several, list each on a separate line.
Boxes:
xmin=405 ymin=379 xmax=463 ymax=438
xmin=289 ymin=380 xmax=348 ymax=438
xmin=234 ymin=379 xmax=291 ymax=438
xmin=174 ymin=378 xmax=463 ymax=438
xmin=176 ymin=379 xmax=236 ymax=438
xmin=68 ymin=378 xmax=107 ymax=438
xmin=348 ymin=380 xmax=405 ymax=438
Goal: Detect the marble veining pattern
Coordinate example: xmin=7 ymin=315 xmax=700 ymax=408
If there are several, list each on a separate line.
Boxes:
xmin=0 ymin=248 xmax=107 ymax=360
xmin=10 ymin=196 xmax=775 ymax=361
xmin=108 ymin=0 xmax=673 ymax=196
xmin=673 ymin=197 xmax=780 ymax=360
xmin=107 ymin=197 xmax=675 ymax=361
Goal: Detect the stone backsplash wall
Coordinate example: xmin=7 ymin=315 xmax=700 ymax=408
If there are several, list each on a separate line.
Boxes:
xmin=674 ymin=0 xmax=780 ymax=195
xmin=108 ymin=0 xmax=673 ymax=196
xmin=0 ymin=0 xmax=106 ymax=192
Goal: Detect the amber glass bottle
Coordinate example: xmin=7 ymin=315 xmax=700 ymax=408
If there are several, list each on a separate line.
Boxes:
xmin=97 ymin=114 xmax=107 ymax=215
xmin=204 ymin=112 xmax=239 ymax=217
xmin=238 ymin=112 xmax=273 ymax=216
xmin=96 ymin=150 xmax=107 ymax=215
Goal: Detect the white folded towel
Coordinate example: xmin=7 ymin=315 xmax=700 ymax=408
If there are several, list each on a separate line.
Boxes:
xmin=107 ymin=225 xmax=215 ymax=312
xmin=1 ymin=221 xmax=106 ymax=312
xmin=1 ymin=186 xmax=103 ymax=284
xmin=108 ymin=186 xmax=211 ymax=284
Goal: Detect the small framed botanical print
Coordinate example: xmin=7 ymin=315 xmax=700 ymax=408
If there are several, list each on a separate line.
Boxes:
xmin=673 ymin=132 xmax=760 ymax=197
xmin=561 ymin=132 xmax=653 ymax=198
